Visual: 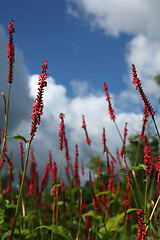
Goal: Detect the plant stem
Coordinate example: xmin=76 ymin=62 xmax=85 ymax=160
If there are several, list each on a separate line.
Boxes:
xmin=76 ymin=189 xmax=82 ymax=240
xmin=0 ymin=84 xmax=11 ymax=194
xmin=10 ymin=140 xmax=31 ymax=240
xmin=144 ymin=176 xmax=148 ymax=222
xmin=153 ymin=117 xmax=160 ymax=140
xmin=146 ymin=194 xmax=160 ymax=232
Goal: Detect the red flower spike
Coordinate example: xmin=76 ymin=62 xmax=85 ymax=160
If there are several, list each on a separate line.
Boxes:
xmin=82 ymin=115 xmax=91 ymax=145
xmin=29 ymin=61 xmax=48 ymax=141
xmin=120 ymin=122 xmax=128 ymax=157
xmin=123 ymin=155 xmax=132 ymax=187
xmin=140 ymin=108 xmax=148 ymax=139
xmin=102 ymin=127 xmax=106 ymax=154
xmin=136 ymin=209 xmax=147 ymax=240
xmin=103 ymin=83 xmax=116 ymax=121
xmin=143 ymin=135 xmax=153 ymax=176
xmin=19 ymin=141 xmax=24 ymax=171
xmin=7 ymin=20 xmax=15 ymax=84
xmin=59 ymin=113 xmax=65 ymax=151
xmin=41 ymin=162 xmax=50 ymax=193
xmin=132 ymin=64 xmax=155 ymax=119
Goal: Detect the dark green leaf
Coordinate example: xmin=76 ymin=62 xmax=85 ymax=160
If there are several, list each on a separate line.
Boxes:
xmin=6 ymin=134 xmax=27 ymax=143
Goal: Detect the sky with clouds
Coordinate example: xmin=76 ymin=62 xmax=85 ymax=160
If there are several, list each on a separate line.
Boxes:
xmin=0 ymin=0 xmax=160 ymax=183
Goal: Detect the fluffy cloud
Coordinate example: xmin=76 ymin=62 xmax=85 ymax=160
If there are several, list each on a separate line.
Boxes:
xmin=67 ymin=0 xmax=160 ymax=116
xmin=67 ymin=0 xmax=160 ymax=39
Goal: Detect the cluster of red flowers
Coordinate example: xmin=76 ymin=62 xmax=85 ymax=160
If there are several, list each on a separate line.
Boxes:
xmin=30 ymin=61 xmax=48 ymax=141
xmin=28 ymin=147 xmax=39 ymax=198
xmin=136 ymin=209 xmax=147 ymax=240
xmin=140 ymin=108 xmax=148 ymax=139
xmin=143 ymin=135 xmax=153 ymax=176
xmin=7 ymin=20 xmax=15 ymax=84
xmin=120 ymin=122 xmax=128 ymax=157
xmin=132 ymin=64 xmax=155 ymax=119
xmin=51 ymin=161 xmax=57 ymax=196
xmin=59 ymin=113 xmax=65 ymax=151
xmin=74 ymin=145 xmax=80 ymax=186
xmin=82 ymin=115 xmax=91 ymax=145
xmin=103 ymin=83 xmax=116 ymax=121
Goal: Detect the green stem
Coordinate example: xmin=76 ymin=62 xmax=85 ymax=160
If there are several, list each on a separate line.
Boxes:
xmin=76 ymin=190 xmax=82 ymax=240
xmin=10 ymin=140 xmax=31 ymax=240
xmin=134 ymin=140 xmax=141 ymax=167
xmin=0 ymin=84 xmax=11 ymax=194
xmin=144 ymin=176 xmax=148 ymax=221
xmin=114 ymin=120 xmax=144 ymax=208
xmin=146 ymin=195 xmax=160 ymax=232
xmin=56 ymin=150 xmax=62 ymax=228
xmin=153 ymin=117 xmax=160 ymax=140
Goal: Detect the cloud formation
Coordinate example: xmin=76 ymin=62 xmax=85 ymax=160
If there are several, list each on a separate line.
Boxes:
xmin=67 ymin=0 xmax=160 ymax=114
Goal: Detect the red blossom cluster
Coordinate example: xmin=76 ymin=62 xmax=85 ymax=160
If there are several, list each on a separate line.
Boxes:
xmin=74 ymin=145 xmax=80 ymax=186
xmin=59 ymin=113 xmax=65 ymax=151
xmin=7 ymin=20 xmax=15 ymax=84
xmin=140 ymin=108 xmax=148 ymax=139
xmin=30 ymin=61 xmax=48 ymax=141
xmin=120 ymin=122 xmax=128 ymax=157
xmin=132 ymin=64 xmax=155 ymax=119
xmin=51 ymin=161 xmax=57 ymax=196
xmin=29 ymin=147 xmax=39 ymax=198
xmin=82 ymin=115 xmax=91 ymax=145
xmin=103 ymin=83 xmax=115 ymax=121
xmin=136 ymin=209 xmax=147 ymax=240
xmin=41 ymin=162 xmax=51 ymax=193
xmin=143 ymin=135 xmax=153 ymax=176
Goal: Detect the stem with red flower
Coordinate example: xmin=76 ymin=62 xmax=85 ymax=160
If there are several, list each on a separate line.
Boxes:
xmin=132 ymin=64 xmax=160 ymax=140
xmin=0 ymin=20 xmax=15 ymax=195
xmin=10 ymin=61 xmax=48 ymax=240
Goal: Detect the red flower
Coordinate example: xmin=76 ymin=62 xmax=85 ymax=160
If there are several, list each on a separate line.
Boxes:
xmin=59 ymin=113 xmax=65 ymax=151
xmin=132 ymin=64 xmax=155 ymax=119
xmin=102 ymin=127 xmax=106 ymax=154
xmin=103 ymin=83 xmax=115 ymax=120
xmin=74 ymin=145 xmax=80 ymax=186
xmin=7 ymin=20 xmax=15 ymax=84
xmin=143 ymin=135 xmax=153 ymax=176
xmin=30 ymin=61 xmax=48 ymax=141
xmin=82 ymin=115 xmax=91 ymax=145
xmin=120 ymin=122 xmax=128 ymax=157
xmin=136 ymin=209 xmax=147 ymax=240
xmin=140 ymin=108 xmax=148 ymax=139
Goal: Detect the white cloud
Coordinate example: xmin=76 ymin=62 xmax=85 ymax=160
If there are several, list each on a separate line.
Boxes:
xmin=67 ymin=0 xmax=160 ymax=117
xmin=70 ymin=79 xmax=89 ymax=96
xmin=68 ymin=0 xmax=160 ymax=39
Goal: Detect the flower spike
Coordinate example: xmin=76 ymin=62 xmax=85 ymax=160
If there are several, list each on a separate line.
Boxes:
xmin=132 ymin=64 xmax=155 ymax=119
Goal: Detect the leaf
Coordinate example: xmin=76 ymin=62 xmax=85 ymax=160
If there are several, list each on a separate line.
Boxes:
xmin=131 ymin=164 xmax=146 ymax=172
xmin=96 ymin=191 xmax=115 ymax=198
xmin=6 ymin=134 xmax=27 ymax=143
xmin=83 ymin=210 xmax=102 ymax=223
xmin=34 ymin=225 xmax=73 ymax=240
xmin=99 ymin=208 xmax=137 ymax=233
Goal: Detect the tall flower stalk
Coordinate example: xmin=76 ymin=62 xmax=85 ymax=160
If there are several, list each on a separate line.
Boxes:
xmin=10 ymin=61 xmax=48 ymax=239
xmin=132 ymin=64 xmax=160 ymax=139
xmin=0 ymin=20 xmax=15 ymax=195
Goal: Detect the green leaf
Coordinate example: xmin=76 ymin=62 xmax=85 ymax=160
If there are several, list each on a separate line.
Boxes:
xmin=131 ymin=164 xmax=146 ymax=172
xmin=83 ymin=210 xmax=102 ymax=223
xmin=99 ymin=208 xmax=137 ymax=232
xmin=6 ymin=134 xmax=27 ymax=143
xmin=96 ymin=191 xmax=116 ymax=198
xmin=34 ymin=225 xmax=73 ymax=240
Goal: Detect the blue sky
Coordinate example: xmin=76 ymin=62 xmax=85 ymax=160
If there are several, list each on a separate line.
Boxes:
xmin=1 ymin=0 xmax=160 ymax=181
xmin=0 ymin=0 xmax=130 ymax=96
